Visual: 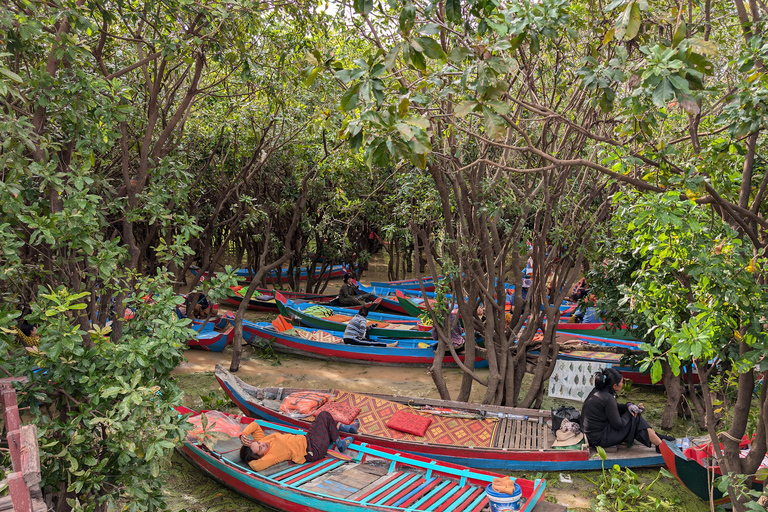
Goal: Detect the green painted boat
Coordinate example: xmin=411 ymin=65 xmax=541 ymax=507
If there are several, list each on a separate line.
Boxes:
xmin=275 ymin=293 xmax=433 ymax=339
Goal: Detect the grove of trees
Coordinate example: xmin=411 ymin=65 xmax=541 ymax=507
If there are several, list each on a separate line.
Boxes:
xmin=1 ymin=0 xmax=768 ymax=510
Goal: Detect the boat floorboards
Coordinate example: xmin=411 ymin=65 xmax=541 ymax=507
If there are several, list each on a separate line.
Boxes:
xmin=300 ymin=463 xmax=388 ymax=498
xmin=494 ymin=418 xmax=551 ymax=450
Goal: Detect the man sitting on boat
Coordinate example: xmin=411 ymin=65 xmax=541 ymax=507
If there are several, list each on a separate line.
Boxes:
xmin=239 ymin=411 xmax=353 ymax=471
xmin=342 ymin=307 xmax=392 ymax=347
xmin=582 ymin=368 xmax=674 ymax=452
xmin=337 ymin=273 xmax=372 ymax=306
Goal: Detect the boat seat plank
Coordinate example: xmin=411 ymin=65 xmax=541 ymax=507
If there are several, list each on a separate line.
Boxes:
xmin=410 ymin=480 xmax=454 ymax=509
xmin=511 ymin=419 xmax=520 ymax=449
xmin=502 ymin=418 xmax=512 ymax=449
xmin=417 ymin=481 xmax=462 ymax=510
xmin=351 ymin=471 xmax=405 ymax=502
xmin=379 ymin=475 xmax=427 ymax=506
xmin=468 ymin=493 xmax=490 ymax=512
xmin=258 ymin=461 xmax=294 ymax=477
xmin=345 ymin=473 xmax=401 ymax=501
xmin=438 ymin=485 xmax=481 ymax=512
xmin=359 ymin=472 xmax=413 ymax=504
xmin=285 ymin=460 xmax=347 ymax=487
xmin=270 ymin=459 xmax=330 ymax=481
xmin=426 ymin=484 xmax=471 ymax=511
xmin=371 ymin=473 xmax=423 ymax=505
xmin=394 ymin=478 xmax=440 ymax=507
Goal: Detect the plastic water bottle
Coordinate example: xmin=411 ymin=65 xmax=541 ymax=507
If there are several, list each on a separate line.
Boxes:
xmin=681 ymin=437 xmax=690 ymax=450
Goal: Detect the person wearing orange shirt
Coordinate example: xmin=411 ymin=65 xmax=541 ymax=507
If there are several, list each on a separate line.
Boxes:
xmin=238 ymin=411 xmax=352 ymax=471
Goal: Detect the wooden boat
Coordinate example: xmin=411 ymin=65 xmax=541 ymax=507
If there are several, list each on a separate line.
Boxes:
xmin=370 ymin=276 xmax=438 ymax=292
xmin=239 ymin=318 xmax=485 ymax=367
xmin=275 ymin=294 xmax=432 ymax=339
xmin=191 ymin=264 xmax=347 ymax=284
xmin=187 ymin=317 xmax=234 ymax=352
xmin=176 ymin=405 xmax=546 ymax=512
xmin=216 ymin=365 xmax=665 ymax=471
xmin=221 ymin=286 xmax=368 ymax=313
xmin=659 ymin=439 xmax=765 ymax=505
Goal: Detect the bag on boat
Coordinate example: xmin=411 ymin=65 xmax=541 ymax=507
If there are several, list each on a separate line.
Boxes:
xmin=186 ymin=411 xmax=243 ymax=448
xmin=551 ymin=405 xmax=581 ymax=433
xmin=313 ymin=401 xmax=361 ymax=425
xmin=280 ymin=391 xmax=331 ymax=417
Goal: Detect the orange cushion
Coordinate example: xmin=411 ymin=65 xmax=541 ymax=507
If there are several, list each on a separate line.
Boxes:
xmin=313 ymin=402 xmax=362 ymax=425
xmin=279 ymin=391 xmax=331 ymax=416
xmin=386 ymin=410 xmax=433 ymax=436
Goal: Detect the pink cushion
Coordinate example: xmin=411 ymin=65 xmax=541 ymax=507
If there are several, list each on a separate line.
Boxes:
xmin=386 ymin=410 xmax=433 ymax=436
xmin=313 ymin=402 xmax=361 ymax=425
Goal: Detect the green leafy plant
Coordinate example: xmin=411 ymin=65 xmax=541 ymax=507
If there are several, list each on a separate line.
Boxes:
xmin=586 ymin=446 xmax=679 ymax=511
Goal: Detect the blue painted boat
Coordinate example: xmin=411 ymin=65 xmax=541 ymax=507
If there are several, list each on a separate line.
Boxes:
xmin=177 ymin=405 xmax=547 ymax=512
xmin=192 ymin=264 xmax=347 ymax=284
xmin=187 ymin=317 xmax=234 ymax=352
xmin=216 ymin=366 xmax=666 ymax=472
xmin=275 ymin=294 xmax=432 ymax=339
xmin=240 ymin=319 xmax=484 ymax=367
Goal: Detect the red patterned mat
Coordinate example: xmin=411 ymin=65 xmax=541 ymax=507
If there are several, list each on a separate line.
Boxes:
xmin=330 ymin=391 xmax=501 ymax=448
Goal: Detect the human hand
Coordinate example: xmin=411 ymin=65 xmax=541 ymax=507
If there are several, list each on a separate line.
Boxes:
xmin=240 ymin=435 xmax=252 ymax=447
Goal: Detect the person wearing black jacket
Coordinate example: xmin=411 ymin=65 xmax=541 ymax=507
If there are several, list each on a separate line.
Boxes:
xmin=581 ymin=368 xmax=673 ymax=451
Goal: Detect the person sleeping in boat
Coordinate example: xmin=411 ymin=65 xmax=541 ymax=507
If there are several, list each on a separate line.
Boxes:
xmin=239 ymin=411 xmax=354 ymax=471
xmin=581 ymin=368 xmax=674 ymax=453
xmin=342 ymin=307 xmax=392 ymax=347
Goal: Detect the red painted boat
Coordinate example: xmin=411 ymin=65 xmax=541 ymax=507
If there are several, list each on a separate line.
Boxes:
xmin=216 ymin=365 xmax=665 ymax=471
xmin=176 ymin=405 xmax=547 ymax=512
xmin=659 ymin=438 xmax=765 ymax=505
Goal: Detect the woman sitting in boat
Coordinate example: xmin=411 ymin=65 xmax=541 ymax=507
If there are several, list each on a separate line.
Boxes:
xmin=342 ymin=307 xmax=390 ymax=347
xmin=239 ymin=411 xmax=353 ymax=471
xmin=581 ymin=368 xmax=673 ymax=452
xmin=337 ymin=273 xmax=372 ymax=307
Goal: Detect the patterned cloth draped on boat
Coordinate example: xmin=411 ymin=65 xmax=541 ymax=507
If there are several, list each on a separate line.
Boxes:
xmin=310 ymin=391 xmax=501 ymax=448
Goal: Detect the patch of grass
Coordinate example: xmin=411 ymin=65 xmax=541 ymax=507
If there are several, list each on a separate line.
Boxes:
xmin=163 ymin=451 xmax=268 ymax=511
xmin=525 ymin=468 xmax=711 ymax=512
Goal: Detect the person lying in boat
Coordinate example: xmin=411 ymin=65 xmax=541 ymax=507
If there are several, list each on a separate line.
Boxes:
xmin=581 ymin=368 xmax=674 ymax=452
xmin=337 ymin=273 xmax=372 ymax=307
xmin=239 ymin=411 xmax=354 ymax=471
xmin=342 ymin=307 xmax=393 ymax=347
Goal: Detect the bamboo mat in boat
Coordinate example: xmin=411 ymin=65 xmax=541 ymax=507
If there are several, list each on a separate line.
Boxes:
xmin=329 ymin=391 xmax=501 ymax=448
xmin=565 ymin=351 xmax=623 ymax=362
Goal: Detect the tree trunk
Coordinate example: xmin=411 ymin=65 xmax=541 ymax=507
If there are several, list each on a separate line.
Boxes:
xmin=661 ymin=361 xmax=684 ymax=430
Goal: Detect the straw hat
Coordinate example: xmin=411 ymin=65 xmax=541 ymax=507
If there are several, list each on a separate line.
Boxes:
xmin=552 ymin=429 xmax=585 ymax=447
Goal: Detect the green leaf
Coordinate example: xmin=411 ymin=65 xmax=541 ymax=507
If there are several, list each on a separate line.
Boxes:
xmin=454 ymin=100 xmax=478 ymax=118
xmin=445 ymin=0 xmax=461 ymax=24
xmin=447 ymin=47 xmax=472 ymax=63
xmin=651 ymin=360 xmax=662 ymax=383
xmin=304 ymin=67 xmax=320 ymax=86
xmin=0 ymin=67 xmax=23 ymax=83
xmin=625 ymin=2 xmax=642 ymax=40
xmin=400 ymin=2 xmax=416 ymax=35
xmin=340 ymin=83 xmax=361 ymax=111
xmin=416 ymin=37 xmax=445 ymax=60
xmin=672 ymin=21 xmax=686 ymax=47
xmin=353 ymin=0 xmax=373 ymax=15
xmin=409 ymin=48 xmax=426 ymax=70
xmin=651 ymin=78 xmax=674 ymax=107
xmin=597 ymin=446 xmax=607 ymax=460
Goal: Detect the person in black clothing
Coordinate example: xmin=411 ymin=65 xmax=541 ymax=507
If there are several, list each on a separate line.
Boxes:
xmin=337 ymin=273 xmax=372 ymax=307
xmin=581 ymin=368 xmax=673 ymax=451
